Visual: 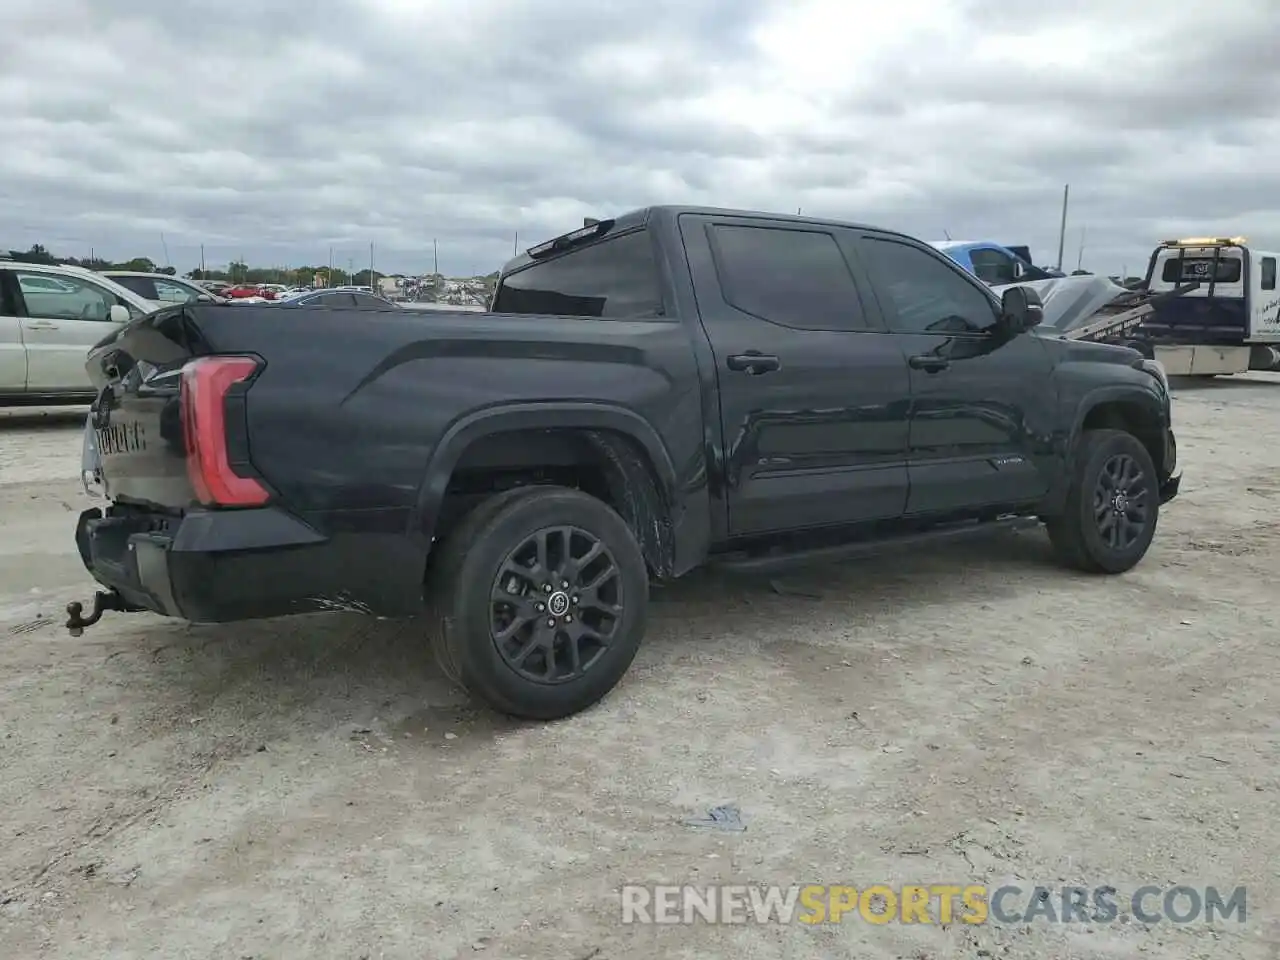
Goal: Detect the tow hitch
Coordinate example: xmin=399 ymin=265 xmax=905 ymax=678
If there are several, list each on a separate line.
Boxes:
xmin=65 ymin=590 xmax=133 ymax=636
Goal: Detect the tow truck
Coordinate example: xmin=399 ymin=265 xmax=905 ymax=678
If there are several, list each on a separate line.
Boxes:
xmin=1132 ymin=237 xmax=1280 ymax=376
xmin=995 ymin=236 xmax=1280 ymax=377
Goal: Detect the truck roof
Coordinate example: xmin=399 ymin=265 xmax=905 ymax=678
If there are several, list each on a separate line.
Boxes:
xmin=498 ymin=204 xmax=902 ymax=276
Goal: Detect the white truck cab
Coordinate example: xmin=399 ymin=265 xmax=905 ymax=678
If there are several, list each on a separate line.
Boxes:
xmin=1141 ymin=237 xmax=1280 ymax=375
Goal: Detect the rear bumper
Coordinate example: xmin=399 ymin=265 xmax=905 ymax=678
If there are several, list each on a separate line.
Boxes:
xmin=75 ymin=505 xmax=428 ymax=623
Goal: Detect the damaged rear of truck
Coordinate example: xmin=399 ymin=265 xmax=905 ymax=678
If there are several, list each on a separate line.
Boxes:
xmin=71 ymin=297 xmax=703 ymax=639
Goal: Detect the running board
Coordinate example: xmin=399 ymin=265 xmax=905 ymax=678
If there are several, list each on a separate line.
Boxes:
xmin=710 ymin=516 xmax=1041 ymax=575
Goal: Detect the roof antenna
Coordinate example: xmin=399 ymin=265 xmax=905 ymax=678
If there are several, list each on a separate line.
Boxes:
xmin=943 ymin=228 xmax=952 ymax=240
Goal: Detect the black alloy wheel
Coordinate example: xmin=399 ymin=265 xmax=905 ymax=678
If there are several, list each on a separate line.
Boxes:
xmin=489 ymin=526 xmax=623 ymax=684
xmin=1046 ymin=428 xmax=1160 ymax=574
xmin=1092 ymin=452 xmax=1151 ymax=551
xmin=424 ymin=485 xmax=648 ymax=720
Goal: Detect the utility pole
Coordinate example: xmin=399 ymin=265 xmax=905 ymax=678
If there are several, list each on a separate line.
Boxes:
xmin=370 ymin=241 xmax=375 ymax=286
xmin=328 ymin=246 xmax=334 ymax=287
xmin=200 ymin=244 xmax=206 ymax=276
xmin=160 ymin=233 xmax=170 ymax=268
xmin=433 ymin=238 xmax=439 ymax=278
xmin=513 ymin=232 xmax=518 ymax=256
xmin=1055 ymin=184 xmax=1070 ymax=272
xmin=1076 ymin=226 xmax=1087 ymax=272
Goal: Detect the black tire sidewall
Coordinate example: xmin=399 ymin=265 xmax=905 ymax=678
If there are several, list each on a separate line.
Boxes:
xmin=1074 ymin=431 xmax=1160 ymax=573
xmin=446 ymin=488 xmax=649 ymax=720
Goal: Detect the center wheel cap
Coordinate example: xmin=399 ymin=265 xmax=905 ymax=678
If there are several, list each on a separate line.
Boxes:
xmin=547 ymin=590 xmax=571 ymax=617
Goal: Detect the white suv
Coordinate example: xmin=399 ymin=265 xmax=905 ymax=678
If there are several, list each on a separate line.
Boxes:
xmin=1 ymin=260 xmax=155 ymax=403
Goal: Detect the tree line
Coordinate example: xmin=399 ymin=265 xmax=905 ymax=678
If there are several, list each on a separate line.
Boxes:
xmin=4 ymin=244 xmax=379 ymax=287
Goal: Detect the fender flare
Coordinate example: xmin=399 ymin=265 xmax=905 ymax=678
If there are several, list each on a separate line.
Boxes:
xmin=1068 ymin=385 xmax=1166 ymax=454
xmin=411 ymin=401 xmax=679 ymax=540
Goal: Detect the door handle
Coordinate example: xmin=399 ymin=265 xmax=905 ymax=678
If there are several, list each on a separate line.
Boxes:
xmin=726 ymin=353 xmax=781 ymax=375
xmin=26 ymin=320 xmax=57 ymax=330
xmin=908 ymin=354 xmax=950 ymax=372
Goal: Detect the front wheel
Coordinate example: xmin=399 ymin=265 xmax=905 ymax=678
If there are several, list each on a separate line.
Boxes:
xmin=1045 ymin=429 xmax=1160 ymax=574
xmin=425 ymin=486 xmax=649 ymax=720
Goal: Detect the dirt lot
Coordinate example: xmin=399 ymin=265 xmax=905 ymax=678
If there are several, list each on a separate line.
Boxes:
xmin=1 ymin=380 xmax=1278 ymax=960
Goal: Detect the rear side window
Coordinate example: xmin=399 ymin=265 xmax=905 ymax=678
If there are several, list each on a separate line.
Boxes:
xmin=493 ymin=230 xmax=663 ymax=319
xmin=1261 ymin=257 xmax=1276 ymax=291
xmin=708 ymin=224 xmax=869 ymax=331
xmin=1161 ymin=256 xmax=1242 ymax=283
xmin=303 ymin=292 xmax=357 ymax=307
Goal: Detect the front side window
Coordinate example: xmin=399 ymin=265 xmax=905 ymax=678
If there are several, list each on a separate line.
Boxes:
xmin=969 ymin=247 xmax=1019 ymax=284
xmin=1261 ymin=257 xmax=1276 ymax=291
xmin=493 ymin=230 xmax=663 ymax=319
xmin=111 ymin=275 xmax=160 ymax=300
xmin=709 ymin=224 xmax=870 ymax=331
xmin=153 ymin=278 xmax=200 ymax=302
xmin=861 ymin=239 xmax=999 ymax=334
xmin=15 ymin=271 xmax=129 ymax=322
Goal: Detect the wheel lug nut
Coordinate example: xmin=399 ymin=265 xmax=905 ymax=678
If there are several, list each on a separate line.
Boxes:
xmin=561 ymin=580 xmax=569 ymax=589
xmin=565 ymin=614 xmax=572 ymax=622
xmin=543 ymin=584 xmax=552 ymax=592
xmin=571 ymin=596 xmax=579 ymax=605
xmin=547 ymin=618 xmax=556 ymax=627
xmin=535 ymin=602 xmax=545 ymax=612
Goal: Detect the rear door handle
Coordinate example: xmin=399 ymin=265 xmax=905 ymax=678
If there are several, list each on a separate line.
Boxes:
xmin=26 ymin=320 xmax=57 ymax=330
xmin=908 ymin=354 xmax=950 ymax=372
xmin=726 ymin=353 xmax=781 ymax=374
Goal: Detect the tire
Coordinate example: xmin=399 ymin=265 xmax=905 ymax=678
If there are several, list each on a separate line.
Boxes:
xmin=1045 ymin=428 xmax=1160 ymax=574
xmin=424 ymin=485 xmax=649 ymax=720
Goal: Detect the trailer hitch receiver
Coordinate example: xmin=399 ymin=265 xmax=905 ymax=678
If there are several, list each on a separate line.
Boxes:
xmin=65 ymin=590 xmax=131 ymax=636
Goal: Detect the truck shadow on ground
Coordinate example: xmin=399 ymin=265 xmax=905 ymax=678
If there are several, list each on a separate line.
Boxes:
xmin=1170 ymin=375 xmax=1280 ymax=393
xmin=0 ymin=407 xmax=88 ymax=430
xmin=93 ymin=528 xmax=1071 ymax=748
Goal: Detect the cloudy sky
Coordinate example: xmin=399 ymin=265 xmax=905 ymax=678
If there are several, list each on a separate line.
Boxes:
xmin=2 ymin=0 xmax=1277 ymax=278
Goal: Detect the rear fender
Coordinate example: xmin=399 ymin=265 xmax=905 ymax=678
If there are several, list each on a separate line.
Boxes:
xmin=412 ymin=402 xmax=683 ymax=572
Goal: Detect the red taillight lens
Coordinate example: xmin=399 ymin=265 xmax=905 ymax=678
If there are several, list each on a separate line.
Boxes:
xmin=180 ymin=356 xmax=269 ymax=507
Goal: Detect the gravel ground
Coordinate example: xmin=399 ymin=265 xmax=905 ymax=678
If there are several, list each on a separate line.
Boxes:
xmin=0 ymin=380 xmax=1277 ymax=960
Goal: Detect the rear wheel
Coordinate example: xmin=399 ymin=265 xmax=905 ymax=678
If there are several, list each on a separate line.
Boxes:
xmin=1046 ymin=428 xmax=1160 ymax=573
xmin=425 ymin=486 xmax=649 ymax=720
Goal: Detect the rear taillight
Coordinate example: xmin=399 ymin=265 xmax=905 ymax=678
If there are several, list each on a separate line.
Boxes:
xmin=179 ymin=356 xmax=269 ymax=507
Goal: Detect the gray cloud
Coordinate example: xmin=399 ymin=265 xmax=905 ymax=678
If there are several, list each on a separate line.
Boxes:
xmin=2 ymin=0 xmax=1278 ymax=277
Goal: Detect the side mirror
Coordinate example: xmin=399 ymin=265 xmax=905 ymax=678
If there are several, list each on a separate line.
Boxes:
xmin=999 ymin=285 xmax=1043 ymax=333
xmin=1012 ymin=260 xmax=1027 ymax=280
xmin=196 ymin=294 xmax=213 ymax=302
xmin=108 ymin=304 xmax=130 ymax=324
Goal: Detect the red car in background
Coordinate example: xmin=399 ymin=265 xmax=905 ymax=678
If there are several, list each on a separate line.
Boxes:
xmin=224 ymin=285 xmax=277 ymax=300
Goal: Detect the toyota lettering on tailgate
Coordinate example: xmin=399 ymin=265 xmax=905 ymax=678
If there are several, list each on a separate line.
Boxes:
xmin=97 ymin=422 xmax=147 ymax=455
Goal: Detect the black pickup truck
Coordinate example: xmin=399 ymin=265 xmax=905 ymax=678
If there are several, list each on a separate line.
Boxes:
xmin=70 ymin=206 xmax=1181 ymax=720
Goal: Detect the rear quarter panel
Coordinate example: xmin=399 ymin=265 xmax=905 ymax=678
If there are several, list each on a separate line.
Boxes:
xmin=192 ymin=306 xmax=708 ymax=551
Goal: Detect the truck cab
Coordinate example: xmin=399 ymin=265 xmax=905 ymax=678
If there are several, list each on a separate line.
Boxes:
xmin=929 ymin=240 xmax=1060 ymax=285
xmin=1139 ymin=237 xmax=1280 ymax=375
